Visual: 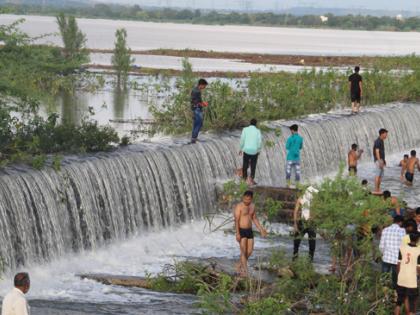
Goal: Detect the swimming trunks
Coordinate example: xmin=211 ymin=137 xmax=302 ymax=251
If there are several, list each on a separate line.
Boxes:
xmin=239 ymin=228 xmax=254 ymax=239
xmin=348 ymin=166 xmax=357 ymax=174
xmin=405 ymin=172 xmax=414 ymax=183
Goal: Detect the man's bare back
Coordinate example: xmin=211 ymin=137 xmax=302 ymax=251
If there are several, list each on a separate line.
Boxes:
xmin=407 ymin=157 xmax=420 ymax=174
xmin=404 ymin=151 xmax=420 ymax=186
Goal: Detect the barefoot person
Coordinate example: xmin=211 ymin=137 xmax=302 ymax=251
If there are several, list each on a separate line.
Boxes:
xmin=2 ymin=272 xmax=31 ymax=315
xmin=293 ymin=186 xmax=319 ymax=261
xmin=348 ymin=66 xmax=363 ymax=114
xmin=400 ymin=154 xmax=409 ymax=182
xmin=395 ymin=233 xmax=420 ymax=315
xmin=404 ymin=150 xmax=420 ymax=187
xmin=190 ymin=78 xmax=208 ymax=144
xmin=373 ymin=128 xmax=388 ymax=194
xmin=234 ymin=191 xmax=267 ymax=276
xmin=348 ymin=143 xmax=363 ymax=175
xmin=239 ymin=119 xmax=262 ymax=186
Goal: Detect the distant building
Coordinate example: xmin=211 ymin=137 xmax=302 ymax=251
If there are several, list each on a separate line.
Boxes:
xmin=320 ymin=15 xmax=329 ymax=23
xmin=396 ymin=14 xmax=404 ymax=21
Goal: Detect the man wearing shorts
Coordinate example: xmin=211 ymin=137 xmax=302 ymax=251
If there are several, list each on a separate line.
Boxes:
xmin=373 ymin=128 xmax=388 ymax=194
xmin=348 ymin=66 xmax=363 ymax=114
xmin=348 ymin=143 xmax=363 ymax=176
xmin=404 ymin=150 xmax=420 ymax=187
xmin=395 ymin=233 xmax=420 ymax=315
xmin=234 ymin=191 xmax=267 ymax=276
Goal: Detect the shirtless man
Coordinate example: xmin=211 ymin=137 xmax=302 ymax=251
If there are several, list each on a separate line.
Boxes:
xmin=348 ymin=143 xmax=363 ymax=175
xmin=405 ymin=150 xmax=420 ymax=186
xmin=400 ymin=154 xmax=409 ymax=182
xmin=234 ymin=191 xmax=267 ymax=276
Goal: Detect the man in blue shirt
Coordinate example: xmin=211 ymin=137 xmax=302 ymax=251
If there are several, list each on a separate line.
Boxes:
xmin=240 ymin=119 xmax=262 ymax=186
xmin=285 ymin=124 xmax=303 ymax=187
xmin=190 ymin=78 xmax=208 ymax=144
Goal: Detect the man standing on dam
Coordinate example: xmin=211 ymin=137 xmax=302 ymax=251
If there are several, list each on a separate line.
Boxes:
xmin=373 ymin=128 xmax=388 ymax=194
xmin=349 ymin=66 xmax=363 ymax=114
xmin=190 ymin=78 xmax=208 ymax=144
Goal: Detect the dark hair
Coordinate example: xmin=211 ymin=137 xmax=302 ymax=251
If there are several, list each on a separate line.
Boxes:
xmin=383 ymin=190 xmax=391 ymax=199
xmin=14 ymin=272 xmax=30 ymax=287
xmin=404 ymin=154 xmax=409 ymax=159
xmin=361 ymin=179 xmax=368 ymax=185
xmin=404 ymin=219 xmax=417 ymax=231
xmin=411 ymin=150 xmax=416 ymax=157
xmin=198 ymin=79 xmax=208 ymax=86
xmin=355 ymin=66 xmax=360 ymax=73
xmin=351 ymin=143 xmax=358 ymax=150
xmin=290 ymin=124 xmax=298 ymax=132
xmin=409 ymin=232 xmax=419 ymax=244
xmin=416 ymin=207 xmax=420 ymax=215
xmin=243 ymin=190 xmax=254 ymax=198
xmin=250 ymin=118 xmax=257 ymax=126
xmin=379 ymin=128 xmax=388 ymax=135
xmin=393 ymin=215 xmax=404 ymax=223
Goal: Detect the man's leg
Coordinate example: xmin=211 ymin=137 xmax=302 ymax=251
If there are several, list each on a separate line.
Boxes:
xmin=293 ymin=223 xmax=303 ymax=260
xmin=249 ymin=154 xmax=258 ymax=181
xmin=240 ymin=238 xmax=248 ymax=276
xmin=243 ymin=153 xmax=250 ymax=180
xmin=191 ymin=109 xmax=202 ymax=141
xmin=286 ymin=160 xmax=292 ymax=186
xmin=246 ymin=238 xmax=254 ymax=260
xmin=356 ymin=101 xmax=361 ymax=112
xmin=307 ymin=227 xmax=316 ymax=261
xmin=351 ymin=101 xmax=356 ymax=113
xmin=294 ymin=161 xmax=301 ymax=184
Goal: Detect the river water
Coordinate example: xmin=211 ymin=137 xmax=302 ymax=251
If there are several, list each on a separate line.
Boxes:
xmin=1 ymin=104 xmax=420 ymax=314
xmin=2 ymin=14 xmax=420 ymax=56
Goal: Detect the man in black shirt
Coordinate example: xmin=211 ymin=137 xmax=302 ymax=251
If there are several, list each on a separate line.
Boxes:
xmin=348 ymin=66 xmax=363 ymax=114
xmin=373 ymin=128 xmax=388 ymax=194
xmin=190 ymin=78 xmax=208 ymax=144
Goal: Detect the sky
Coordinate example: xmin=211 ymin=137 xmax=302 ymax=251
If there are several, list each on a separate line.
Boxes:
xmin=93 ymin=0 xmax=420 ymax=13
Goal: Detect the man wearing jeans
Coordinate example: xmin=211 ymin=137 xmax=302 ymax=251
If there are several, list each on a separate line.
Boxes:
xmin=190 ymin=79 xmax=208 ymax=144
xmin=285 ymin=124 xmax=303 ymax=187
xmin=379 ymin=215 xmax=405 ymax=289
xmin=239 ymin=119 xmax=262 ymax=186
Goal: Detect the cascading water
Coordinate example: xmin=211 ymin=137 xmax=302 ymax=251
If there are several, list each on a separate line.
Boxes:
xmin=1 ymin=102 xmax=420 ymax=270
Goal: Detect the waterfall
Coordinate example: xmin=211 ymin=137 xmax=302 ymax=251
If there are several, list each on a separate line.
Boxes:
xmin=1 ymin=102 xmax=420 ymax=269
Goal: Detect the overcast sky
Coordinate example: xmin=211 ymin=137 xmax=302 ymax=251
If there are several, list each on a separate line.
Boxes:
xmin=95 ymin=0 xmax=420 ymax=12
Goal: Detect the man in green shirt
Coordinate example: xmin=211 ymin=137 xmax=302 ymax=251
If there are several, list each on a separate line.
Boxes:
xmin=239 ymin=119 xmax=262 ymax=186
xmin=286 ymin=124 xmax=303 ymax=187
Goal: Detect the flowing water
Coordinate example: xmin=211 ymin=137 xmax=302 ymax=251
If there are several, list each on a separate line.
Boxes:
xmin=1 ymin=103 xmax=420 ymax=314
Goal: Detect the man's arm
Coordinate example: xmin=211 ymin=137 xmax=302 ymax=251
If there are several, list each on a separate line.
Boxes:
xmin=234 ymin=204 xmax=241 ymax=242
xmin=251 ymin=204 xmax=267 ymax=237
xmin=299 ymin=137 xmax=303 ymax=150
xmin=239 ymin=129 xmax=245 ymax=154
xmin=293 ymin=198 xmax=301 ymax=232
xmin=285 ymin=137 xmax=291 ymax=151
xmin=375 ymin=148 xmax=383 ymax=167
xmin=256 ymin=130 xmax=262 ymax=153
xmin=359 ymin=80 xmax=363 ymax=96
xmin=417 ymin=159 xmax=420 ymax=172
xmin=379 ymin=230 xmax=386 ymax=254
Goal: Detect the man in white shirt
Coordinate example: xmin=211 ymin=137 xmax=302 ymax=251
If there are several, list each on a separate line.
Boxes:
xmin=1 ymin=272 xmax=30 ymax=315
xmin=379 ymin=215 xmax=406 ymax=289
xmin=395 ymin=233 xmax=420 ymax=315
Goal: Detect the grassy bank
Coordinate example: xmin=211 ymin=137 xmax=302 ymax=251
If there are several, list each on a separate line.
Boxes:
xmin=147 ymin=58 xmax=420 ymax=135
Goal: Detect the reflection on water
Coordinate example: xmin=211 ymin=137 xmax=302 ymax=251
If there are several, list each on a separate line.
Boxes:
xmin=112 ymin=86 xmax=129 ymax=120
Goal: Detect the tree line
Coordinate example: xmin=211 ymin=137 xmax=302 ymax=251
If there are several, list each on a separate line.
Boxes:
xmin=2 ymin=3 xmax=420 ymax=32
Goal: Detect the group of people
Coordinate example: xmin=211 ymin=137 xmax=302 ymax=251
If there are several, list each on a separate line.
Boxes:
xmin=380 ymin=212 xmax=420 ymax=315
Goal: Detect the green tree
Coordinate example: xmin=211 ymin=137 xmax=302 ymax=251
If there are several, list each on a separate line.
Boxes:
xmin=111 ymin=28 xmax=134 ymax=87
xmin=56 ymin=13 xmax=89 ymax=64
